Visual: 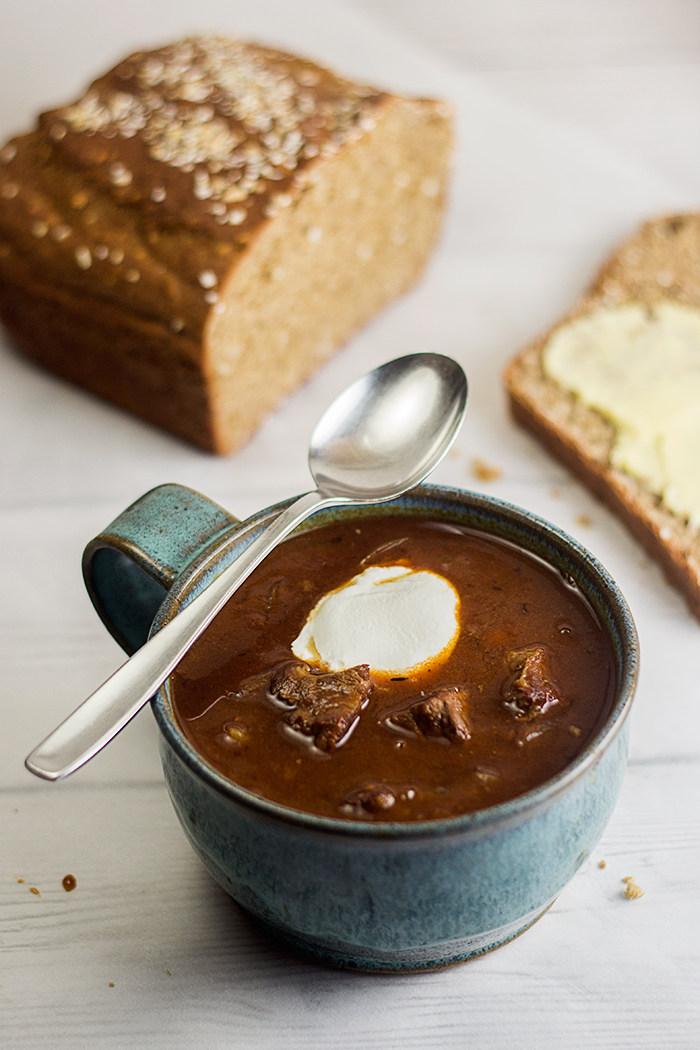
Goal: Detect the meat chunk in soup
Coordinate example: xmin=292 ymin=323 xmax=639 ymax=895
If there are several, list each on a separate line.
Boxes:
xmin=503 ymin=647 xmax=562 ymax=720
xmin=269 ymin=661 xmax=372 ymax=751
xmin=389 ymin=686 xmax=471 ymax=742
xmin=344 ymin=782 xmax=397 ymax=815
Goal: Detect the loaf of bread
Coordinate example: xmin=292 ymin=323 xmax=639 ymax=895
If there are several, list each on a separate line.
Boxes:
xmin=0 ymin=36 xmax=452 ymax=452
xmin=504 ymin=213 xmax=700 ymax=621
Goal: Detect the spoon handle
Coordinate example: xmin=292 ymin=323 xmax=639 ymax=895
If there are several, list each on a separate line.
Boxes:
xmin=25 ymin=490 xmax=334 ymax=781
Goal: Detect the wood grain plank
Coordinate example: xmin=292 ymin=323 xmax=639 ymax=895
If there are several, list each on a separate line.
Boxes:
xmin=2 ymin=761 xmax=698 ymax=1050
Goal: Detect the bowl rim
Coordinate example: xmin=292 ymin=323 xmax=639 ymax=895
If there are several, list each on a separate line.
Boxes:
xmin=151 ymin=483 xmax=639 ymax=841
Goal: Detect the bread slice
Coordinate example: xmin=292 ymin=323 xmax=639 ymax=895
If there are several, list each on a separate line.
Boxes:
xmin=503 ymin=213 xmax=700 ymax=621
xmin=0 ymin=36 xmax=452 ymax=452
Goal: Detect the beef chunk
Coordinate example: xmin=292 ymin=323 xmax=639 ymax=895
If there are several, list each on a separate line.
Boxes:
xmin=503 ymin=647 xmax=562 ymax=720
xmin=343 ymin=782 xmax=396 ymax=815
xmin=389 ymin=686 xmax=471 ymax=742
xmin=269 ymin=661 xmax=372 ymax=751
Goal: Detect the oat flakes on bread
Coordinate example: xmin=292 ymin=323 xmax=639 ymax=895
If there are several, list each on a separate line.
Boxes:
xmin=0 ymin=36 xmax=452 ymax=453
xmin=503 ymin=213 xmax=700 ymax=622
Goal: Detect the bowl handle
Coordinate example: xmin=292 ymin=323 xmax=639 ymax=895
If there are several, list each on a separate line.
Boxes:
xmin=82 ymin=484 xmax=238 ymax=655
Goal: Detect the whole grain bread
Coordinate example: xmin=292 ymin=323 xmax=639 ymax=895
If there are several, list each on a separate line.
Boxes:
xmin=0 ymin=36 xmax=452 ymax=452
xmin=503 ymin=213 xmax=700 ymax=621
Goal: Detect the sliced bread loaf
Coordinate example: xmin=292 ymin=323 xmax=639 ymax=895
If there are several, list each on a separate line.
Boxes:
xmin=0 ymin=36 xmax=452 ymax=453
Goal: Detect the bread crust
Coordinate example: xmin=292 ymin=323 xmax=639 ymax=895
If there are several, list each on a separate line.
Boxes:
xmin=503 ymin=213 xmax=700 ymax=621
xmin=0 ymin=36 xmax=452 ymax=452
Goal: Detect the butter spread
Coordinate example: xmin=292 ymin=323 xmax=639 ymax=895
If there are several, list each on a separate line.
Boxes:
xmin=542 ymin=302 xmax=700 ymax=525
xmin=291 ymin=564 xmax=460 ymax=675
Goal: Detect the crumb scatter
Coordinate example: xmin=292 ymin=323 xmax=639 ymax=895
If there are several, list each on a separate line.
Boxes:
xmin=471 ymin=458 xmax=502 ymax=483
xmin=622 ymin=875 xmax=644 ymax=899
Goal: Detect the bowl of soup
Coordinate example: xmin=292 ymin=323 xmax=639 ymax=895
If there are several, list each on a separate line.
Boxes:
xmin=84 ymin=483 xmax=638 ymax=971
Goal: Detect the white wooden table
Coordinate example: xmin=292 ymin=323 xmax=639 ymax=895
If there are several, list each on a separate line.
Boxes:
xmin=2 ymin=2 xmax=699 ymax=1046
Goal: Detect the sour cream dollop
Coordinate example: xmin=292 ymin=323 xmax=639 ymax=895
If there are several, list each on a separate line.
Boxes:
xmin=291 ymin=565 xmax=460 ymax=675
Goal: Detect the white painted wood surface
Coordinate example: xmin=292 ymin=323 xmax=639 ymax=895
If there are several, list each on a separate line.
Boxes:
xmin=1 ymin=1 xmax=699 ymax=1046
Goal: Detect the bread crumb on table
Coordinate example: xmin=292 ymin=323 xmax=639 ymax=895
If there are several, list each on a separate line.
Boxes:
xmin=62 ymin=874 xmax=77 ymax=892
xmin=29 ymin=886 xmax=41 ymax=897
xmin=471 ymin=458 xmax=502 ymax=483
xmin=622 ymin=875 xmax=644 ymax=899
xmin=598 ymin=859 xmax=606 ymax=869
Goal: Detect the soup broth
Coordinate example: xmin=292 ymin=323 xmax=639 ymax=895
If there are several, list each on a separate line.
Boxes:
xmin=171 ymin=516 xmax=616 ymax=822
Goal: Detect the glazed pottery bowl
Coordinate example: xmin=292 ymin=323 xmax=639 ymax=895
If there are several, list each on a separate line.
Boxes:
xmin=83 ymin=482 xmax=638 ymax=971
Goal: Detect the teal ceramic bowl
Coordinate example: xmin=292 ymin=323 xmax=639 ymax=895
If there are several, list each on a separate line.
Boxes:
xmin=84 ymin=483 xmax=638 ymax=972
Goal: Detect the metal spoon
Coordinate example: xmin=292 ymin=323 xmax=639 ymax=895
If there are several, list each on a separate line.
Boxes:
xmin=25 ymin=353 xmax=467 ymax=781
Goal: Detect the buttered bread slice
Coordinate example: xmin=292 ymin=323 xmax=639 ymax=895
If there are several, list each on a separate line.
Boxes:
xmin=504 ymin=213 xmax=700 ymax=621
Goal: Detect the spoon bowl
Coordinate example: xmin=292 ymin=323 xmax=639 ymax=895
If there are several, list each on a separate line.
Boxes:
xmin=310 ymin=354 xmax=467 ymax=501
xmin=25 ymin=353 xmax=467 ymax=781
